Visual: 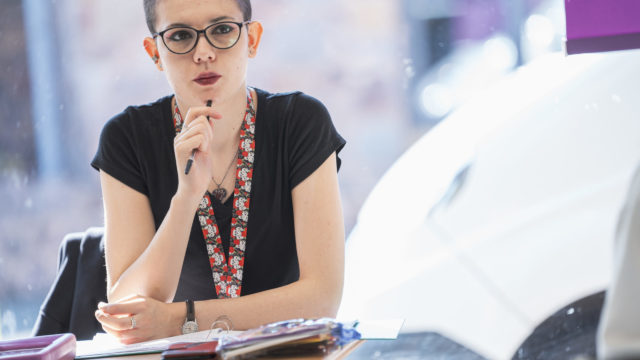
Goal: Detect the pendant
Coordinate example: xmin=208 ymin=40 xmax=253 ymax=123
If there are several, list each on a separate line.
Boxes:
xmin=212 ymin=188 xmax=227 ymax=202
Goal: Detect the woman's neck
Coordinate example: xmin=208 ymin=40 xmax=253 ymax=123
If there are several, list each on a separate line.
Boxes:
xmin=209 ymin=88 xmax=248 ymax=152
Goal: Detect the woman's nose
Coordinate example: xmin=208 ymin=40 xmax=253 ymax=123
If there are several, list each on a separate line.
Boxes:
xmin=193 ymin=34 xmax=216 ymax=63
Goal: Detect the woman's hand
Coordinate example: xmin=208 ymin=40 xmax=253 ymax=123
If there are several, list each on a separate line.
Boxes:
xmin=173 ymin=105 xmax=222 ymax=202
xmin=94 ymin=295 xmax=180 ymax=344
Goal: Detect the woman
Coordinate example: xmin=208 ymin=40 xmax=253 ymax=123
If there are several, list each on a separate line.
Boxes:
xmin=92 ymin=0 xmax=346 ymax=344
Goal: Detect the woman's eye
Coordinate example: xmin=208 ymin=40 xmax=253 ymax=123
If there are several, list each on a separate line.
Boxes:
xmin=212 ymin=24 xmax=233 ymax=35
xmin=167 ymin=30 xmax=193 ymax=42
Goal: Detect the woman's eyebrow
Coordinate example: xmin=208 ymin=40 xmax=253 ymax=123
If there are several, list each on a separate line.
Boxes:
xmin=164 ymin=16 xmax=235 ymax=29
xmin=209 ymin=16 xmax=234 ymax=23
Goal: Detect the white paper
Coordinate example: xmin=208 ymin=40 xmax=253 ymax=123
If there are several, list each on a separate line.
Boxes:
xmin=354 ymin=318 xmax=405 ymax=340
xmin=76 ymin=329 xmax=241 ymax=359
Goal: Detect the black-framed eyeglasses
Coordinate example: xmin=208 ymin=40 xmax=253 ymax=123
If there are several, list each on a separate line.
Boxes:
xmin=153 ymin=21 xmax=250 ymax=54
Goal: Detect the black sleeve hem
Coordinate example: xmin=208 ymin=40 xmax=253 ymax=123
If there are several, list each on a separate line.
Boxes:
xmin=289 ymin=136 xmax=346 ymax=190
xmin=91 ymin=159 xmax=149 ymax=196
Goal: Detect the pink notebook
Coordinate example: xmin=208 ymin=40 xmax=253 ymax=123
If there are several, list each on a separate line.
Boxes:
xmin=0 ymin=334 xmax=76 ymax=360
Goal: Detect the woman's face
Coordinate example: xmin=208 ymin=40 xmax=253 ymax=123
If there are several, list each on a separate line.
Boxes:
xmin=150 ymin=0 xmax=260 ymax=110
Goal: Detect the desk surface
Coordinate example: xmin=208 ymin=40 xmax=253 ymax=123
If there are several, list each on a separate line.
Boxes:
xmin=93 ymin=340 xmax=364 ymax=360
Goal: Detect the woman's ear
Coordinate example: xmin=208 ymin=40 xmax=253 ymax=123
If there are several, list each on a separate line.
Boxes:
xmin=143 ymin=37 xmax=163 ymax=71
xmin=247 ymin=22 xmax=263 ymax=58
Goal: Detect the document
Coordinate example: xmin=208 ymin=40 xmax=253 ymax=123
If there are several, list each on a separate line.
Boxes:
xmin=76 ymin=330 xmax=240 ymax=359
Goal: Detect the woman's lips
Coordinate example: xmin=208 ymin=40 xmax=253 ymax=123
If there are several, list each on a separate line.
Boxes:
xmin=193 ymin=72 xmax=221 ymax=86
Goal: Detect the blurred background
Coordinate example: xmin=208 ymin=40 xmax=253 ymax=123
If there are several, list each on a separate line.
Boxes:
xmin=2 ymin=0 xmax=638 ymax=357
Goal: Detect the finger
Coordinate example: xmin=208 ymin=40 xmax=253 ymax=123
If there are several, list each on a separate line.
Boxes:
xmin=180 ymin=116 xmax=210 ymax=135
xmin=95 ymin=309 xmax=137 ymax=331
xmin=179 ymin=122 xmax=212 ymax=145
xmin=99 ymin=297 xmax=146 ymax=316
xmin=177 ymin=123 xmax=212 ymax=153
xmin=101 ymin=322 xmax=121 ymax=338
xmin=175 ymin=135 xmax=207 ymax=157
xmin=101 ymin=323 xmax=141 ymax=345
xmin=183 ymin=107 xmax=221 ymax=128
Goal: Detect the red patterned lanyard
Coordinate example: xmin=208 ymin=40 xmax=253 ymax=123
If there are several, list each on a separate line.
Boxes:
xmin=172 ymin=90 xmax=256 ymax=298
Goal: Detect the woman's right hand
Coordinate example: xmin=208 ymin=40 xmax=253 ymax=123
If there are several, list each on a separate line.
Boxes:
xmin=173 ymin=104 xmax=222 ymax=203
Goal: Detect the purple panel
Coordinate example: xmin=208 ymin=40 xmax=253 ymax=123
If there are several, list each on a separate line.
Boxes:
xmin=566 ymin=33 xmax=640 ymax=55
xmin=565 ymin=0 xmax=640 ymax=39
xmin=564 ymin=0 xmax=640 ymax=54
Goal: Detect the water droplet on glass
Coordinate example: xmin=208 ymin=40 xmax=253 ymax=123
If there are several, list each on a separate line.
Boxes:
xmin=405 ymin=66 xmax=416 ymax=79
xmin=2 ymin=310 xmax=17 ymax=337
xmin=59 ymin=104 xmax=64 ymax=111
xmin=566 ymin=307 xmax=575 ymax=315
xmin=25 ymin=197 xmax=33 ymax=208
xmin=611 ymin=94 xmax=622 ymax=103
xmin=27 ymin=284 xmax=33 ymax=291
xmin=420 ymin=83 xmax=453 ymax=118
xmin=403 ymin=58 xmax=415 ymax=79
xmin=525 ymin=14 xmax=555 ymax=48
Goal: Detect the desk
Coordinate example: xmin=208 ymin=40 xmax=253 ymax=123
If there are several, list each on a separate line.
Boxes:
xmin=88 ymin=340 xmax=364 ymax=360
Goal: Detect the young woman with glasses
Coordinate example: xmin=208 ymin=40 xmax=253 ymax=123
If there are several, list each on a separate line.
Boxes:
xmin=91 ymin=0 xmax=346 ymax=344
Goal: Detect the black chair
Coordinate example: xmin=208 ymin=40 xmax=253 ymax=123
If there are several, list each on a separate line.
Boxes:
xmin=512 ymin=290 xmax=605 ymax=360
xmin=32 ymin=227 xmax=107 ymax=340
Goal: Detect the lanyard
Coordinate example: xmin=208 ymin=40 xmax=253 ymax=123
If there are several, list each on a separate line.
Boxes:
xmin=173 ymin=90 xmax=256 ymax=298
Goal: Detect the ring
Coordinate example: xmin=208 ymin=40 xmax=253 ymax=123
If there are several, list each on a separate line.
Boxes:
xmin=130 ymin=316 xmax=136 ymax=329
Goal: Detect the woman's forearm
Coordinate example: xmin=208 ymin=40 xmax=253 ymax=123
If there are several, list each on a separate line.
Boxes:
xmin=163 ymin=276 xmax=343 ymax=335
xmin=108 ymin=191 xmax=202 ymax=302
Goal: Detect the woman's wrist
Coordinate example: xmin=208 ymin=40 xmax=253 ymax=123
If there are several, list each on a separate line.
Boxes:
xmin=165 ymin=301 xmax=187 ymax=337
xmin=173 ymin=187 xmax=205 ymax=210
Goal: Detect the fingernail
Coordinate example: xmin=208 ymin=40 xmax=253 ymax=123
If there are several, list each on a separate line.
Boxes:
xmin=98 ymin=302 xmax=107 ymax=309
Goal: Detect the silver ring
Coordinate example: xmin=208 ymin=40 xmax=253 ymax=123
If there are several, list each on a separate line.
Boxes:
xmin=130 ymin=315 xmax=136 ymax=329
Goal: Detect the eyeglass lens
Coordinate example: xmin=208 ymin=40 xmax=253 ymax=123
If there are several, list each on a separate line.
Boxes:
xmin=162 ymin=22 xmax=242 ymax=54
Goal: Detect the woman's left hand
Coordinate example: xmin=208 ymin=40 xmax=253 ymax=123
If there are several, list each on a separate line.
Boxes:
xmin=95 ymin=295 xmax=179 ymax=344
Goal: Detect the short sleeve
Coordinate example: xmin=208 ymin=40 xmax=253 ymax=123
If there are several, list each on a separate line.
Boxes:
xmin=287 ymin=93 xmax=346 ymax=189
xmin=91 ymin=112 xmax=148 ymax=195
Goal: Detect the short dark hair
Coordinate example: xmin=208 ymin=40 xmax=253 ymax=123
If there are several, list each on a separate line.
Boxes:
xmin=143 ymin=0 xmax=252 ymax=34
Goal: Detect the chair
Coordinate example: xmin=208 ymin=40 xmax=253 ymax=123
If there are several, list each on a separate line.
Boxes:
xmin=512 ymin=290 xmax=605 ymax=360
xmin=32 ymin=227 xmax=107 ymax=340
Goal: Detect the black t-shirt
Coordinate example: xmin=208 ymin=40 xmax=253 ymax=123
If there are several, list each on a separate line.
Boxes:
xmin=91 ymin=88 xmax=345 ymax=301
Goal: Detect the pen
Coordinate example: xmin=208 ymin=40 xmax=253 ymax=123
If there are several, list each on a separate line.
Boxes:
xmin=185 ymin=99 xmax=213 ymax=175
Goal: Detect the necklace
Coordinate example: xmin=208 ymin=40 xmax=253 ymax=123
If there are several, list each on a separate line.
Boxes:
xmin=211 ymin=149 xmax=239 ymax=201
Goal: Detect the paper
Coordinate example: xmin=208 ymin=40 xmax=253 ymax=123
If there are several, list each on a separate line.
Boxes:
xmin=75 ymin=330 xmax=241 ymax=359
xmin=354 ymin=319 xmax=405 ymax=340
xmin=74 ymin=319 xmax=403 ymax=358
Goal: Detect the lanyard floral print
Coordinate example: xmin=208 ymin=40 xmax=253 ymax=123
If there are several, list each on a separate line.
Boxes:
xmin=172 ymin=90 xmax=256 ymax=298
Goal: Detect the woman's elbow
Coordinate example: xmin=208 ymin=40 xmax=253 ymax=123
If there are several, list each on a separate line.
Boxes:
xmin=308 ymin=278 xmax=343 ymax=318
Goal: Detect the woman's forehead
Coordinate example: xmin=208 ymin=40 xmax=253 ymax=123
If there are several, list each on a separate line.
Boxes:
xmin=156 ymin=0 xmax=243 ymax=28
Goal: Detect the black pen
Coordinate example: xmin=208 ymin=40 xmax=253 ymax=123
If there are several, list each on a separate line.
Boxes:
xmin=185 ymin=99 xmax=213 ymax=175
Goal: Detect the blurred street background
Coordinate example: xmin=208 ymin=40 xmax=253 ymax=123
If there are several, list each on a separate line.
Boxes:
xmin=0 ymin=0 xmax=560 ymax=339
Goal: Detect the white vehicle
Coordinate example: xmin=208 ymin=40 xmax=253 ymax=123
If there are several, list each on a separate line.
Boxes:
xmin=338 ymin=49 xmax=640 ymax=359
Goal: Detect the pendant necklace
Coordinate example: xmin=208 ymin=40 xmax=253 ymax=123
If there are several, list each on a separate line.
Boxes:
xmin=211 ymin=149 xmax=239 ymax=201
